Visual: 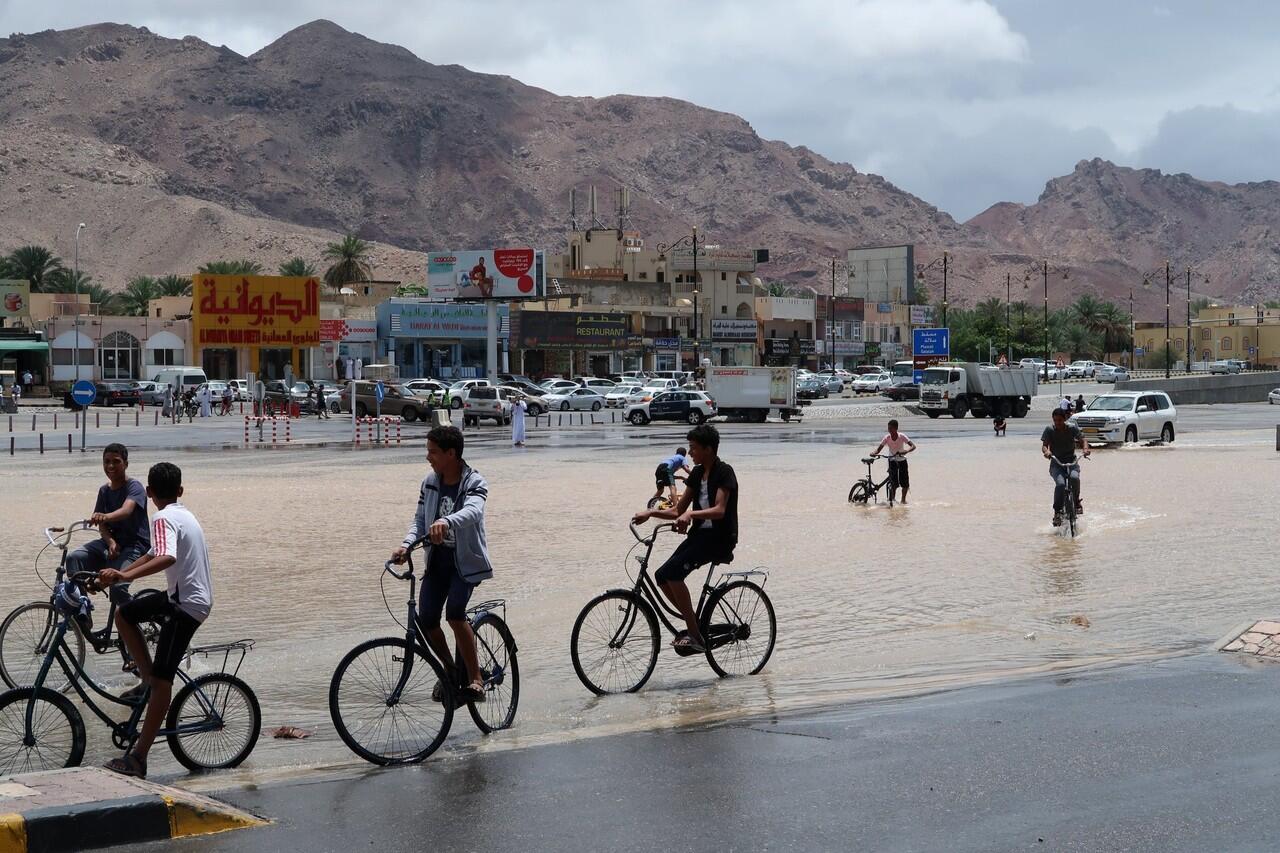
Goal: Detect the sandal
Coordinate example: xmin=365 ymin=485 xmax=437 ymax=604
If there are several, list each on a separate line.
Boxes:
xmin=462 ymin=681 xmax=486 ymax=702
xmin=104 ymin=752 xmax=147 ymax=779
xmin=672 ymin=635 xmax=705 ymax=653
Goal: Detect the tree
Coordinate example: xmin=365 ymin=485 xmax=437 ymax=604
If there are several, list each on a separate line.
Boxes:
xmin=1096 ymin=303 xmax=1131 ymax=361
xmin=154 ymin=274 xmax=192 ymax=297
xmin=198 ymin=260 xmax=263 ymax=275
xmin=322 ymin=234 xmax=373 ymax=290
xmin=6 ymin=245 xmax=64 ymax=291
xmin=118 ymin=276 xmax=159 ymax=316
xmin=279 ymin=257 xmax=318 ymax=277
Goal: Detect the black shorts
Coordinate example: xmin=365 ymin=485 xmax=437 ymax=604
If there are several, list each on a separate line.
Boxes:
xmin=418 ymin=560 xmax=478 ymax=628
xmin=655 ymin=464 xmax=674 ymax=489
xmin=118 ymin=591 xmax=202 ymax=683
xmin=654 ymin=532 xmax=734 ymax=584
xmin=888 ymin=459 xmax=909 ymax=491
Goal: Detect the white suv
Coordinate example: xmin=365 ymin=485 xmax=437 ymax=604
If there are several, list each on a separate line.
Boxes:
xmin=1065 ymin=360 xmax=1098 ymax=379
xmin=1070 ymin=391 xmax=1177 ymax=444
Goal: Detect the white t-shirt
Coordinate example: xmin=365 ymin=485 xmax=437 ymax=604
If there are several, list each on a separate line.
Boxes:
xmin=149 ymin=503 xmax=213 ymax=622
xmin=881 ymin=432 xmax=912 ymax=456
xmin=698 ymin=478 xmax=713 ymax=530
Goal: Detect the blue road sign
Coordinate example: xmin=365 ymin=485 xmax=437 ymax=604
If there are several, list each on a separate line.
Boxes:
xmin=1134 ymin=347 xmax=1145 ymax=356
xmin=374 ymin=380 xmax=385 ymax=403
xmin=913 ymin=328 xmax=950 ymax=358
xmin=71 ymin=380 xmax=96 ymax=407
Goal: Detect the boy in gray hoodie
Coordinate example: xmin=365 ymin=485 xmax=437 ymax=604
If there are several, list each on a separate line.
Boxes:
xmin=392 ymin=425 xmax=493 ymax=702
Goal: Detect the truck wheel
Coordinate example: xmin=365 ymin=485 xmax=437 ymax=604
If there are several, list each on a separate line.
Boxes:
xmin=995 ymin=399 xmax=1012 ymax=419
xmin=781 ymin=411 xmax=791 ymax=422
xmin=950 ymin=400 xmax=968 ymax=419
xmin=1013 ymin=399 xmax=1029 ymax=418
xmin=755 ymin=410 xmax=768 ymax=424
xmin=925 ymin=411 xmax=941 ymax=419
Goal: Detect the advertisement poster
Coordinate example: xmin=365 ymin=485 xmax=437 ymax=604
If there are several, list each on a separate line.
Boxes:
xmin=0 ymin=280 xmax=30 ymax=320
xmin=518 ymin=311 xmax=628 ymax=351
xmin=427 ymin=249 xmax=543 ymax=301
xmin=769 ymin=368 xmax=792 ymax=405
xmin=193 ymin=275 xmax=320 ymax=348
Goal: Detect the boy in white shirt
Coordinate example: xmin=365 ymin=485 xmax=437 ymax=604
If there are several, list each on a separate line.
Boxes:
xmin=98 ymin=462 xmax=213 ymax=779
xmin=872 ymin=419 xmax=917 ymax=504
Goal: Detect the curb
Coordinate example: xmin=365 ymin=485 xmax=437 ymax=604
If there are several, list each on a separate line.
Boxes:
xmin=0 ymin=768 xmax=266 ymax=853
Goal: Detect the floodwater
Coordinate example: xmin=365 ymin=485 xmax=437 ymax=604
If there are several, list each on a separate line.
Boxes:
xmin=1 ymin=417 xmax=1277 ymax=781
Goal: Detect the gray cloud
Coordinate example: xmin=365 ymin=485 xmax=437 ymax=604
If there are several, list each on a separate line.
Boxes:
xmin=3 ymin=0 xmax=1279 ymax=218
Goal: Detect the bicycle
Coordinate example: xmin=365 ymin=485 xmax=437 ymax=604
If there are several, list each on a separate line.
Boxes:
xmin=847 ymin=454 xmax=905 ymax=506
xmin=570 ymin=522 xmax=775 ymax=694
xmin=0 ymin=522 xmax=160 ymax=693
xmin=0 ymin=569 xmax=261 ymax=774
xmin=646 ymin=475 xmax=687 ymax=511
xmin=1050 ymin=454 xmax=1087 ymax=538
xmin=328 ymin=537 xmax=520 ymax=765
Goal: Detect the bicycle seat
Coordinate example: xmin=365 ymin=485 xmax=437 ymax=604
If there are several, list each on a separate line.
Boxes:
xmin=861 ymin=456 xmax=878 ymax=463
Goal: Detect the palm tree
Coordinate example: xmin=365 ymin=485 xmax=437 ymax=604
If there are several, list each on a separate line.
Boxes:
xmin=278 ymin=257 xmax=317 ymax=277
xmin=322 ymin=234 xmax=373 ymax=290
xmin=154 ymin=274 xmax=192 ymax=297
xmin=6 ymin=245 xmax=64 ymax=291
xmin=198 ymin=260 xmax=263 ymax=275
xmin=1096 ymin=303 xmax=1130 ymax=361
xmin=118 ymin=276 xmax=159 ymax=316
xmin=1070 ymin=295 xmax=1105 ymax=339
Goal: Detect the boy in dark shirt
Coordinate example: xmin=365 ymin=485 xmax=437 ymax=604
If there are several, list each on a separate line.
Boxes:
xmin=68 ymin=443 xmax=151 ymax=606
xmin=1041 ymin=408 xmax=1090 ymax=526
xmin=633 ymin=424 xmax=738 ymax=653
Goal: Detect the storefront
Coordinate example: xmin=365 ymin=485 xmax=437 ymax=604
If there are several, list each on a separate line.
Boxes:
xmin=318 ymin=319 xmax=377 ymax=381
xmin=762 ymin=335 xmax=816 ymax=367
xmin=376 ymin=301 xmax=508 ymax=380
xmin=513 ymin=310 xmax=630 ymax=378
xmin=711 ymin=319 xmax=758 ymax=367
xmin=42 ymin=318 xmax=190 ymax=383
xmin=192 ymin=275 xmax=320 ymax=380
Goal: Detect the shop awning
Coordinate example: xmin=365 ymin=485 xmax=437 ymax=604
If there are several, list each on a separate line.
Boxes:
xmin=0 ymin=341 xmax=50 ymax=354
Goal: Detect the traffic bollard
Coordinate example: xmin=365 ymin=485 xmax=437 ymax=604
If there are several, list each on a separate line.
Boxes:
xmin=39 ymin=433 xmax=44 ymax=454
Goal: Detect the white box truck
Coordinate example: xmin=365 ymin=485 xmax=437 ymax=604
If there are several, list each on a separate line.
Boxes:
xmin=919 ymin=362 xmax=1037 ymax=419
xmin=705 ymin=366 xmax=802 ymax=423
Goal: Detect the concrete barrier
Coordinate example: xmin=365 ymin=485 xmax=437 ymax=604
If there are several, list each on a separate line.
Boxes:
xmin=1118 ymin=371 xmax=1280 ymax=404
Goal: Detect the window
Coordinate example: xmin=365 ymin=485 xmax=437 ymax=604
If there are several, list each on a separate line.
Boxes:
xmin=148 ymin=348 xmax=182 ymax=367
xmin=638 ymin=272 xmax=648 ymax=280
xmin=1221 ymin=337 xmax=1232 ymax=351
xmin=1156 ymin=394 xmax=1172 ymax=410
xmin=720 ymin=272 xmax=727 ymax=281
xmin=99 ymin=330 xmax=141 ymax=380
xmin=1201 ymin=328 xmax=1211 ymax=340
xmin=721 ymin=305 xmax=727 ymax=314
xmin=656 ymin=271 xmax=665 ymax=283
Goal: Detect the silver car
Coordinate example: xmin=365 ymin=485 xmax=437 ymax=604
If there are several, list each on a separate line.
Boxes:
xmin=1268 ymin=388 xmax=1280 ymax=405
xmin=134 ymin=381 xmax=167 ymax=406
xmin=542 ymin=387 xmax=607 ymax=411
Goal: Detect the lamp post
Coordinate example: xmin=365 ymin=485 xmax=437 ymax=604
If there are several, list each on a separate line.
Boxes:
xmin=1022 ymin=260 xmax=1069 ymax=379
xmin=1185 ymin=266 xmax=1208 ymax=373
xmin=657 ymin=226 xmax=707 ymax=371
xmin=74 ymin=223 xmax=86 ymax=382
xmin=915 ymin=251 xmax=951 ymax=330
xmin=1005 ymin=272 xmax=1012 ymax=363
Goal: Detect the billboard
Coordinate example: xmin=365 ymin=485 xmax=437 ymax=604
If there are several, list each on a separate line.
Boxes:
xmin=909 ymin=305 xmax=934 ymax=326
xmin=0 ymin=280 xmax=30 ymax=320
xmin=711 ymin=319 xmax=758 ymax=341
xmin=427 ymin=249 xmax=543 ymax=301
xmin=320 ymin=319 xmax=377 ymax=342
xmin=847 ymin=244 xmax=914 ymax=304
xmin=517 ymin=311 xmax=629 ymax=351
xmin=193 ymin=275 xmax=320 ymax=348
xmin=669 ymin=246 xmax=757 ymax=272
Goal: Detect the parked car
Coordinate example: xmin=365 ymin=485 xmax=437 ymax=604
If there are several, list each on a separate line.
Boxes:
xmin=540 ymin=378 xmax=579 ymax=393
xmin=1065 ymin=360 xmax=1098 ymax=379
xmin=852 ymin=365 xmax=882 ymax=375
xmin=496 ymin=373 xmax=534 ymax=386
xmin=796 ymin=377 xmax=828 ymax=400
xmin=1209 ymin=359 xmax=1245 ymax=374
xmin=542 ymin=387 xmax=607 ymax=411
xmin=1097 ymin=365 xmax=1130 ymax=383
xmin=573 ymin=376 xmax=618 ymax=394
xmin=404 ymin=378 xmax=449 ymax=406
xmin=498 ymin=386 xmax=548 ymax=416
xmin=263 ymin=380 xmax=315 ymax=414
xmin=851 ymin=372 xmax=891 ymax=393
xmin=462 ymin=386 xmax=513 ymax=426
xmin=625 ymin=390 xmax=717 ymax=426
xmin=642 ymin=379 xmax=681 ymax=393
xmin=1070 ymin=390 xmax=1177 ymax=444
xmin=93 ymin=381 xmax=141 ymax=407
xmin=1269 ymin=388 xmax=1280 ymax=405
xmin=883 ymin=383 xmax=920 ymax=401
xmin=135 ymin=381 xmax=167 ymax=406
xmin=228 ymin=379 xmax=250 ymax=401
xmin=606 ymin=385 xmax=649 ymax=408
xmin=501 ymin=379 xmax=548 ymax=399
xmin=818 ymin=369 xmax=855 ymax=382
xmin=338 ymin=381 xmax=432 ymax=421
xmin=821 ymin=375 xmax=845 ymax=393
xmin=446 ymin=379 xmax=491 ymax=409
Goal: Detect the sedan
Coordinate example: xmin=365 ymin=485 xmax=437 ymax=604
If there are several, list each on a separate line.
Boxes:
xmin=1269 ymin=388 xmax=1280 ymax=405
xmin=498 ymin=386 xmax=548 ymax=416
xmin=94 ymin=381 xmax=141 ymax=407
xmin=542 ymin=387 xmax=607 ymax=411
xmin=135 ymin=381 xmax=167 ymax=406
xmin=851 ymin=373 xmax=890 ymax=393
xmin=796 ymin=378 xmax=828 ymax=400
xmin=1097 ymin=365 xmax=1130 ymax=383
xmin=606 ymin=385 xmax=649 ymax=408
xmin=540 ymin=379 xmax=579 ymax=393
xmin=821 ymin=375 xmax=845 ymax=393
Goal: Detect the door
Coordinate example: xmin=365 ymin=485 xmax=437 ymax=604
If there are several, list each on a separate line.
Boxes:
xmin=1137 ymin=395 xmax=1158 ymax=438
xmin=649 ymin=392 xmax=676 ymax=420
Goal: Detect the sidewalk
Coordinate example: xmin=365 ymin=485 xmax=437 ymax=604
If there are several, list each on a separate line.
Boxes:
xmin=135 ymin=652 xmax=1280 ymax=853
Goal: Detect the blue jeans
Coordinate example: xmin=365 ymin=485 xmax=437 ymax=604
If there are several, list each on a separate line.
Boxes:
xmin=1049 ymin=459 xmax=1081 ymax=513
xmin=66 ymin=539 xmax=147 ymax=608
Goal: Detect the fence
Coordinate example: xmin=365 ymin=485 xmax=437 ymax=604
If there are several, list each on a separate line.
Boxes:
xmin=243 ymin=416 xmax=292 ymax=445
xmin=354 ymin=416 xmax=403 ymax=446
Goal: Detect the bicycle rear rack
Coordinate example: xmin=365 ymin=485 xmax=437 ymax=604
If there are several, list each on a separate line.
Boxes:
xmin=467 ymin=599 xmax=506 ymax=622
xmin=184 ymin=638 xmax=255 ymax=679
xmin=717 ymin=567 xmax=770 ymax=587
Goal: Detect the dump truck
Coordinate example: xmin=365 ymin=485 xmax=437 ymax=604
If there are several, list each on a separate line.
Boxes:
xmin=918 ymin=362 xmax=1037 ymax=419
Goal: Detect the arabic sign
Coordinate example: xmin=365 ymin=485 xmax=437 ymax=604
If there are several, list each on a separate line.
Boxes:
xmin=320 ymin=319 xmax=377 ymax=342
xmin=763 ymin=338 xmax=816 ymax=356
xmin=909 ymin=305 xmax=934 ymax=326
xmin=427 ymin=249 xmax=543 ymax=301
xmin=0 ymin=280 xmax=30 ymax=320
xmin=912 ymin=328 xmax=950 ymax=357
xmin=517 ymin=311 xmax=629 ymax=351
xmin=382 ymin=302 xmax=505 ymax=339
xmin=193 ymin=276 xmax=320 ymax=349
xmin=669 ymin=246 xmax=757 ymax=272
xmin=711 ymin=319 xmax=758 ymax=342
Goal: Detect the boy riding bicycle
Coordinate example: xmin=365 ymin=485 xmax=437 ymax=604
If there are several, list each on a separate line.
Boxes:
xmin=391 ymin=425 xmax=491 ymax=704
xmin=652 ymin=446 xmax=691 ymax=507
xmin=872 ymin=420 xmax=916 ymax=505
xmin=97 ymin=462 xmax=213 ymax=779
xmin=632 ymin=424 xmax=738 ymax=653
xmin=68 ymin=443 xmax=150 ymax=616
xmin=1041 ymin=408 xmax=1090 ymax=526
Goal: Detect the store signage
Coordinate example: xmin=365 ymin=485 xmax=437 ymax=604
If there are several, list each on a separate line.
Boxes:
xmin=320 ymin=319 xmax=377 ymax=342
xmin=711 ymin=319 xmax=758 ymax=341
xmin=193 ymin=275 xmax=320 ymax=348
xmin=518 ymin=311 xmax=628 ymax=351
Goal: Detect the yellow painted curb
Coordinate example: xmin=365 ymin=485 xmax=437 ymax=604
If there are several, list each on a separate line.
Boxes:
xmin=164 ymin=794 xmax=267 ymax=840
xmin=0 ymin=814 xmax=26 ymax=853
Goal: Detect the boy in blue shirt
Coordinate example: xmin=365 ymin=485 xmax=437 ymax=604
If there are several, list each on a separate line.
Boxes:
xmin=652 ymin=447 xmax=690 ymax=507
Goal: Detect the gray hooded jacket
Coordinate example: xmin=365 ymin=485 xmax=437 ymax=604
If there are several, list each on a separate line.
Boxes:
xmin=402 ymin=465 xmax=493 ymax=583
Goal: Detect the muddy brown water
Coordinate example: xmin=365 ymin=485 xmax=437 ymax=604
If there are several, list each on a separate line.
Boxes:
xmin=1 ymin=423 xmax=1275 ymax=781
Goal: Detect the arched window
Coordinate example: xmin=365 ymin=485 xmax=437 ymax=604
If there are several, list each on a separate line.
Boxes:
xmin=736 ymin=302 xmax=752 ymax=320
xmin=1221 ymin=337 xmax=1232 ymax=351
xmin=99 ymin=330 xmax=141 ymax=380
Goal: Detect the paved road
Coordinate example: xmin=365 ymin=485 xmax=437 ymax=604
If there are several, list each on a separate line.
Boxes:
xmin=137 ymin=653 xmax=1280 ymax=853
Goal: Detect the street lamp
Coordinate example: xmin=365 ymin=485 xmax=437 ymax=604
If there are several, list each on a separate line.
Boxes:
xmin=1182 ymin=266 xmax=1209 ymax=373
xmin=1022 ymin=260 xmax=1069 ymax=378
xmin=657 ymin=226 xmax=707 ymax=369
xmin=1005 ymin=272 xmax=1012 ymax=363
xmin=915 ymin=251 xmax=950 ymax=329
xmin=74 ymin=223 xmax=86 ymax=382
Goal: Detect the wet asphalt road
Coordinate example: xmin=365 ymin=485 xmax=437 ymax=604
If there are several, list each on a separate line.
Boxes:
xmin=139 ymin=652 xmax=1280 ymax=853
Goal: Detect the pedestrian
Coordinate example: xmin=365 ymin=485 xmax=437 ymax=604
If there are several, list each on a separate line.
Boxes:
xmin=1074 ymin=394 xmax=1086 ymax=413
xmin=22 ymin=369 xmax=32 ymax=394
xmin=197 ymin=384 xmax=211 ymax=418
xmin=161 ymin=385 xmax=173 ymax=420
xmin=511 ymin=395 xmax=527 ymax=447
xmin=872 ymin=419 xmax=917 ymax=505
xmin=312 ymin=382 xmax=326 ymax=419
xmin=11 ymin=382 xmax=20 ymax=405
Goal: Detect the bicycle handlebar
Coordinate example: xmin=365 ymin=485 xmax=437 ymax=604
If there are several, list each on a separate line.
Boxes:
xmin=629 ymin=520 xmax=676 ymax=543
xmin=44 ymin=520 xmax=93 ymax=548
xmin=1049 ymin=454 xmax=1089 ymax=466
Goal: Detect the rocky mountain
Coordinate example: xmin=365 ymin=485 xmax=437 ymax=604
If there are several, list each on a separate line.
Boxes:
xmin=0 ymin=20 xmax=1275 ymax=312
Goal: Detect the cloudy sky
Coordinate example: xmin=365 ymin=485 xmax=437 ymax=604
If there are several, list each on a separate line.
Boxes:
xmin=4 ymin=0 xmax=1278 ymax=220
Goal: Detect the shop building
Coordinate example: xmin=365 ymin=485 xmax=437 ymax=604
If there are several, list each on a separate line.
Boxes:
xmin=192 ymin=275 xmax=320 ymax=381
xmin=376 ymin=300 xmax=509 ymax=380
xmin=510 ymin=308 xmax=631 ymax=378
xmin=756 ymin=296 xmax=816 ymax=368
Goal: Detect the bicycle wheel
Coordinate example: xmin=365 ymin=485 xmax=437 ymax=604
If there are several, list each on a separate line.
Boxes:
xmin=329 ymin=638 xmax=453 ymax=765
xmin=467 ymin=614 xmax=519 ymax=733
xmin=0 ymin=687 xmax=86 ymax=773
xmin=571 ymin=591 xmax=659 ymax=695
xmin=701 ymin=581 xmax=776 ymax=678
xmin=647 ymin=496 xmax=673 ymax=511
xmin=0 ymin=603 xmax=85 ymax=692
xmin=166 ymin=673 xmax=261 ymax=771
xmin=848 ymin=482 xmax=869 ymax=503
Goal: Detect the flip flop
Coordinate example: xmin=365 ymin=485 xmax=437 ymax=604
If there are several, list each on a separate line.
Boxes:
xmin=672 ymin=636 xmax=705 ymax=653
xmin=104 ymin=752 xmax=146 ymax=779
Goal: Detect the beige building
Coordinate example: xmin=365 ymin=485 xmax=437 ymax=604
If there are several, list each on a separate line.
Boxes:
xmin=1135 ymin=305 xmax=1279 ymax=368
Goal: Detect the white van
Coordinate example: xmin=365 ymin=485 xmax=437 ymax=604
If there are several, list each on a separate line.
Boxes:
xmin=152 ymin=367 xmax=208 ymax=391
